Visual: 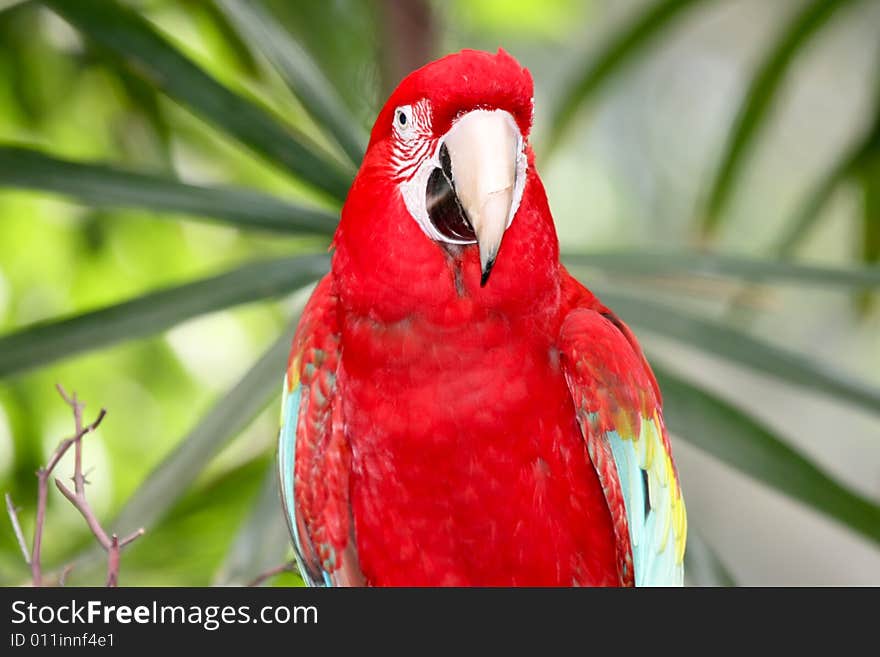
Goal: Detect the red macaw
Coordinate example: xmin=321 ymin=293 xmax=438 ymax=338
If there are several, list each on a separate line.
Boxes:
xmin=279 ymin=49 xmax=686 ymax=586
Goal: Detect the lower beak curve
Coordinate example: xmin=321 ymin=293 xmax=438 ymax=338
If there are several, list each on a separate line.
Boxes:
xmin=442 ymin=110 xmax=521 ymax=286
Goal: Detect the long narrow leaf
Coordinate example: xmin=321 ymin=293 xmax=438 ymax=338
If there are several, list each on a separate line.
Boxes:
xmin=776 ymin=111 xmax=879 ymax=256
xmin=108 ymin=319 xmax=297 ymax=545
xmin=725 ymin=62 xmax=880 ymax=320
xmin=0 ymin=254 xmax=329 ymax=377
xmin=545 ymin=0 xmax=707 ymax=157
xmin=0 ymin=146 xmax=338 ymax=233
xmin=774 ymin=147 xmax=862 ymax=257
xmin=859 ymin=146 xmax=880 ymax=265
xmin=858 ymin=150 xmax=880 ymax=312
xmin=597 ymin=290 xmax=880 ymax=415
xmin=0 ymin=1 xmax=30 ymax=13
xmin=702 ymin=0 xmax=858 ymax=235
xmin=656 ymin=364 xmax=880 ymax=544
xmin=44 ymin=0 xmax=353 ymax=201
xmin=214 ymin=462 xmax=293 ymax=586
xmin=217 ymin=0 xmax=366 ymax=165
xmin=565 ymin=251 xmax=880 ymax=289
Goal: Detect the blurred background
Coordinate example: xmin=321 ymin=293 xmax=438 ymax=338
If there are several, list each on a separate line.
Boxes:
xmin=0 ymin=0 xmax=878 ymax=586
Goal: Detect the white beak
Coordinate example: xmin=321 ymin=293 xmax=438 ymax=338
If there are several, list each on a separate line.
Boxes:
xmin=442 ymin=109 xmax=522 ymax=285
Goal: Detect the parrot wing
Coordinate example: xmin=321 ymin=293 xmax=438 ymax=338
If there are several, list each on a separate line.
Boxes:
xmin=559 ymin=277 xmax=686 ymax=587
xmin=278 ymin=275 xmax=363 ymax=586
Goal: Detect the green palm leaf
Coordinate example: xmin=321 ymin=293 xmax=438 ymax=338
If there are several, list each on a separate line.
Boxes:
xmin=217 ymin=0 xmax=366 ymax=165
xmin=657 ymin=364 xmax=880 ymax=544
xmin=701 ymin=0 xmax=860 ymax=235
xmin=545 ymin=0 xmax=707 ymax=157
xmin=600 ymin=290 xmax=880 ymax=416
xmin=862 ymin=162 xmax=880 ymax=262
xmin=107 ymin=322 xmax=294 ymax=541
xmin=214 ymin=463 xmax=294 ymax=586
xmin=0 ymin=255 xmax=329 ymax=377
xmin=775 ymin=136 xmax=876 ymax=257
xmin=44 ymin=0 xmax=354 ymax=201
xmin=565 ymin=251 xmax=880 ymax=289
xmin=0 ymin=145 xmax=338 ymax=233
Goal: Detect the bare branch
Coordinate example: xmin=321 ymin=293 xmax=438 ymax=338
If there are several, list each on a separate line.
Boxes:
xmin=54 ymin=478 xmax=111 ymax=549
xmin=39 ymin=406 xmax=105 ymax=478
xmin=59 ymin=563 xmax=75 ymax=587
xmin=54 ymin=383 xmax=75 ymax=407
xmin=5 ymin=493 xmax=30 ymax=565
xmin=32 ymin=465 xmax=50 ymax=586
xmin=106 ymin=535 xmax=120 ymax=587
xmin=120 ymin=528 xmax=145 ymax=548
xmin=16 ymin=386 xmax=143 ymax=586
xmin=41 ymin=437 xmax=75 ymax=483
xmin=247 ymin=561 xmax=297 ymax=587
xmin=30 ymin=388 xmax=107 ymax=586
xmin=56 ymin=385 xmax=87 ymax=496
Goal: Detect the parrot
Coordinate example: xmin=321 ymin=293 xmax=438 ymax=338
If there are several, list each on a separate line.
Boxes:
xmin=278 ymin=49 xmax=686 ymax=586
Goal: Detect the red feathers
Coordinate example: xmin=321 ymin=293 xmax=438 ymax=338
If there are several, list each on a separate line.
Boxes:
xmin=369 ymin=49 xmax=534 ymax=148
xmin=283 ymin=49 xmax=683 ymax=586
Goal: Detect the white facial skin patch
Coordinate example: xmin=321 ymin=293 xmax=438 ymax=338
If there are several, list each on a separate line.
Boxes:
xmin=392 ymin=103 xmax=528 ymax=248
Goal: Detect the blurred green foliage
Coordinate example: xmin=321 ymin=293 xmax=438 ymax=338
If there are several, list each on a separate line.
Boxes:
xmin=0 ymin=0 xmax=878 ymax=586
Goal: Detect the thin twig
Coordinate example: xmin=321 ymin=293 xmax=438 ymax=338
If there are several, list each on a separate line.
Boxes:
xmin=120 ymin=528 xmax=145 ymax=548
xmin=30 ymin=388 xmax=107 ymax=586
xmin=32 ymin=464 xmax=51 ymax=586
xmin=13 ymin=386 xmax=144 ymax=586
xmin=59 ymin=563 xmax=75 ymax=587
xmin=52 ymin=385 xmax=111 ymax=549
xmin=54 ymin=385 xmax=143 ymax=587
xmin=54 ymin=478 xmax=111 ymax=549
xmin=5 ymin=493 xmax=30 ymax=565
xmin=247 ymin=561 xmax=297 ymax=587
xmin=106 ymin=535 xmax=119 ymax=587
xmin=56 ymin=385 xmax=87 ymax=495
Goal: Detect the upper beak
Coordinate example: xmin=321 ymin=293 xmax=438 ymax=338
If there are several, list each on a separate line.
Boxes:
xmin=442 ymin=110 xmax=520 ymax=286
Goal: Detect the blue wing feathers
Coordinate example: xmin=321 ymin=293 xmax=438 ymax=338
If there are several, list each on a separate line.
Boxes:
xmin=278 ymin=378 xmax=328 ymax=587
xmin=606 ymin=421 xmax=684 ymax=587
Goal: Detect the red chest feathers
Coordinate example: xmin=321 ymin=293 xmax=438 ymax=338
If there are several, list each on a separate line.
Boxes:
xmin=339 ymin=310 xmax=619 ymax=586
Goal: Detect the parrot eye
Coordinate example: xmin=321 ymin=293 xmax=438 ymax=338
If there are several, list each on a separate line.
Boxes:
xmin=393 ymin=105 xmax=415 ymax=137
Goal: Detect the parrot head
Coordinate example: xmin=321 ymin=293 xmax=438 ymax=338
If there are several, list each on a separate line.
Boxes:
xmin=334 ymin=49 xmax=558 ymax=321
